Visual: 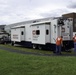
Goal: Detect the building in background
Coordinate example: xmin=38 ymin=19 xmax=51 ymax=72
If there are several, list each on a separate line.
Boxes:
xmin=62 ymin=12 xmax=76 ymax=34
xmin=0 ymin=25 xmax=6 ymax=32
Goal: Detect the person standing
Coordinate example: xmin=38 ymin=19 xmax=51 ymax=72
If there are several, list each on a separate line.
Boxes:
xmin=56 ymin=36 xmax=63 ymax=54
xmin=73 ymin=34 xmax=76 ymax=52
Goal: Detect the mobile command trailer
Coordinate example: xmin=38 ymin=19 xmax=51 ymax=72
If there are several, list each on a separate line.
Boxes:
xmin=31 ymin=18 xmax=73 ymax=51
xmin=11 ymin=17 xmax=73 ymax=51
xmin=11 ymin=24 xmax=32 ymax=47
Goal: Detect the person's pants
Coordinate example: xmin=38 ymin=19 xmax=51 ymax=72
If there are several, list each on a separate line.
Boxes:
xmin=74 ymin=42 xmax=76 ymax=52
xmin=56 ymin=45 xmax=61 ymax=54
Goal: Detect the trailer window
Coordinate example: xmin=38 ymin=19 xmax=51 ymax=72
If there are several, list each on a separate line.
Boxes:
xmin=54 ymin=25 xmax=56 ymax=33
xmin=21 ymin=31 xmax=24 ymax=35
xmin=36 ymin=30 xmax=40 ymax=35
xmin=46 ymin=30 xmax=49 ymax=35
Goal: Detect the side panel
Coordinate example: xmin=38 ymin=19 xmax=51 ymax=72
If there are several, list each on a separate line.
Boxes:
xmin=31 ymin=24 xmax=46 ymax=44
xmin=62 ymin=19 xmax=73 ymax=41
xmin=11 ymin=28 xmax=21 ymax=42
xmin=51 ymin=19 xmax=57 ymax=44
xmin=70 ymin=19 xmax=73 ymax=40
xmin=25 ymin=25 xmax=32 ymax=42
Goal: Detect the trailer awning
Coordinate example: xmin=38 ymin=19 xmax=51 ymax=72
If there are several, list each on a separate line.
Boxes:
xmin=11 ymin=26 xmax=25 ymax=29
xmin=31 ymin=21 xmax=51 ymax=26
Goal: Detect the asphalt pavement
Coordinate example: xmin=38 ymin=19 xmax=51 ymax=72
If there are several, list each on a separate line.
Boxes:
xmin=0 ymin=45 xmax=76 ymax=56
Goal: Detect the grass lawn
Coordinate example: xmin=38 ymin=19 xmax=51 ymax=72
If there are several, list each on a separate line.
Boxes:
xmin=0 ymin=49 xmax=76 ymax=75
xmin=0 ymin=44 xmax=73 ymax=55
xmin=0 ymin=44 xmax=53 ymax=54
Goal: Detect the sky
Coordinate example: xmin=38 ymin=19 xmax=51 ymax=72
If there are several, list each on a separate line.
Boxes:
xmin=0 ymin=0 xmax=76 ymax=25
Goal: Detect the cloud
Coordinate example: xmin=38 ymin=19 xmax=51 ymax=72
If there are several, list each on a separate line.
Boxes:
xmin=67 ymin=1 xmax=76 ymax=9
xmin=0 ymin=0 xmax=75 ymax=25
xmin=40 ymin=9 xmax=70 ymax=18
xmin=0 ymin=0 xmax=34 ymax=24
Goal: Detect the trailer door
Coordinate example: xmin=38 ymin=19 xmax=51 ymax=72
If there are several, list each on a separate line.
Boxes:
xmin=20 ymin=27 xmax=25 ymax=41
xmin=61 ymin=23 xmax=70 ymax=40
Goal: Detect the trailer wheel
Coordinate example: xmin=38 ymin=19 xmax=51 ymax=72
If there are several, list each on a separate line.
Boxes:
xmin=11 ymin=41 xmax=14 ymax=46
xmin=4 ymin=42 xmax=7 ymax=45
xmin=33 ymin=44 xmax=37 ymax=49
xmin=38 ymin=45 xmax=42 ymax=50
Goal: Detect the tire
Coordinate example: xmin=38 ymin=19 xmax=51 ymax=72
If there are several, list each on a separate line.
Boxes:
xmin=11 ymin=41 xmax=14 ymax=46
xmin=33 ymin=44 xmax=37 ymax=49
xmin=4 ymin=42 xmax=7 ymax=45
xmin=38 ymin=45 xmax=42 ymax=50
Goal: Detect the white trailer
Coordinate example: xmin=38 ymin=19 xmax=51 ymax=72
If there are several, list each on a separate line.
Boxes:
xmin=31 ymin=18 xmax=73 ymax=50
xmin=11 ymin=17 xmax=73 ymax=51
xmin=11 ymin=26 xmax=25 ymax=42
xmin=11 ymin=24 xmax=32 ymax=47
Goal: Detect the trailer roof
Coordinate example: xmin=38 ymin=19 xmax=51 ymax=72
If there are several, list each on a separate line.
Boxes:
xmin=11 ymin=25 xmax=25 ymax=29
xmin=7 ymin=17 xmax=62 ymax=26
xmin=30 ymin=21 xmax=51 ymax=26
xmin=10 ymin=17 xmax=72 ymax=28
